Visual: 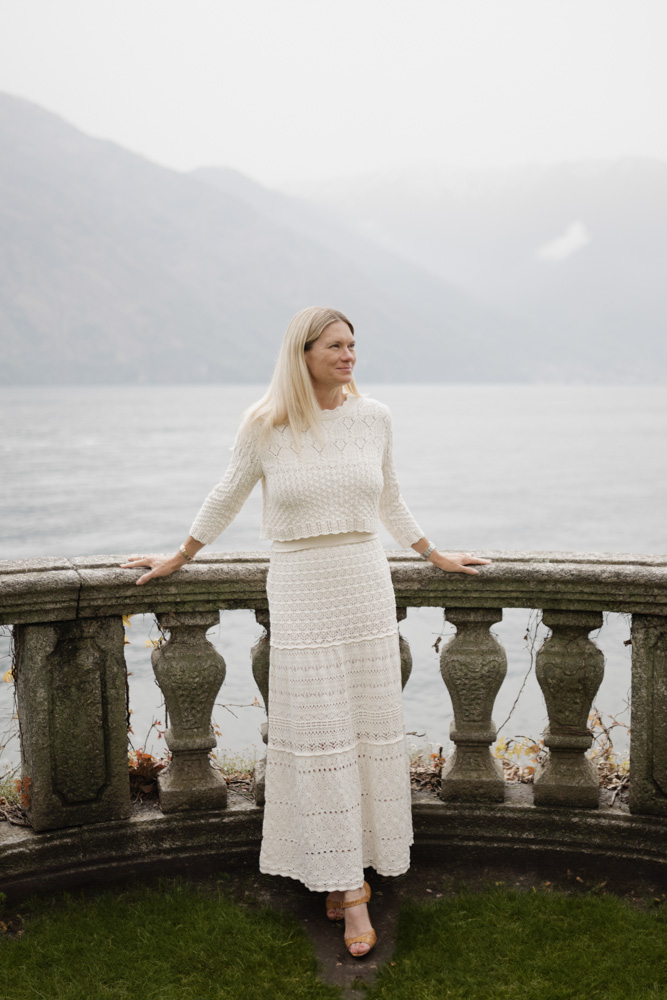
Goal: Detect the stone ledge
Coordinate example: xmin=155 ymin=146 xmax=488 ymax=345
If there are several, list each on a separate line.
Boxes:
xmin=3 ymin=792 xmax=667 ymax=901
xmin=2 ymin=550 xmax=667 ymax=624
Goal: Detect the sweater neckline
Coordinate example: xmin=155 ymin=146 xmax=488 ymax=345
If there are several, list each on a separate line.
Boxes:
xmin=319 ymin=395 xmax=359 ymax=420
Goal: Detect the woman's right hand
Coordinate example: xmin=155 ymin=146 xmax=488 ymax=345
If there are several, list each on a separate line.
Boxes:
xmin=120 ymin=553 xmax=186 ymax=586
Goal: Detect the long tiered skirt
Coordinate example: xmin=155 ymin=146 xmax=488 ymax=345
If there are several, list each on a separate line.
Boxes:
xmin=258 ymin=533 xmax=414 ymax=892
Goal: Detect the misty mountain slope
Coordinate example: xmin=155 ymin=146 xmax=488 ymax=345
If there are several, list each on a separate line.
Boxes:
xmin=286 ymin=161 xmax=667 ymax=380
xmin=0 ymin=93 xmax=530 ymax=384
xmin=190 ymin=165 xmax=542 ymax=379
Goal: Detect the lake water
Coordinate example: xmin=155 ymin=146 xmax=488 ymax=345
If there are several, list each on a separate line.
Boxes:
xmin=2 ymin=383 xmax=666 ymax=771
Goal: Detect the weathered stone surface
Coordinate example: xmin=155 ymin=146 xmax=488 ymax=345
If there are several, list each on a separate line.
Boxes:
xmin=396 ymin=607 xmax=413 ymax=689
xmin=3 ymin=548 xmax=667 ymax=863
xmin=152 ymin=611 xmax=227 ymax=813
xmin=0 ymin=797 xmax=262 ymax=900
xmin=14 ymin=617 xmax=130 ymax=832
xmin=76 ymin=555 xmax=271 ymax=617
xmin=3 ymin=551 xmax=667 ymax=627
xmin=251 ymin=610 xmax=270 ymax=727
xmin=439 ymin=607 xmax=507 ymax=802
xmin=630 ymin=615 xmax=667 ymax=815
xmin=251 ymin=610 xmax=270 ymax=806
xmin=534 ymin=610 xmax=604 ymax=808
xmin=0 ymin=564 xmax=80 ymax=624
xmin=253 ymin=756 xmax=266 ymax=808
xmin=5 ymin=793 xmax=667 ymax=901
xmin=389 ymin=550 xmax=667 ymax=613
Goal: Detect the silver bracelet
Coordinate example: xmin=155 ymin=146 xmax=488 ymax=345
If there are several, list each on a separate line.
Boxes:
xmin=179 ymin=543 xmax=194 ymax=561
xmin=420 ymin=542 xmax=436 ymax=560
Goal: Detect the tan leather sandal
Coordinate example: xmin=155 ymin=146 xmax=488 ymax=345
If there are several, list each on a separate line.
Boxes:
xmin=325 ymin=893 xmax=344 ymax=921
xmin=342 ymin=880 xmax=377 ymax=958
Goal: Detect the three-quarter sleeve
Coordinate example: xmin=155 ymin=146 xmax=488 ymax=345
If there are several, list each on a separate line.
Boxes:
xmin=378 ymin=409 xmax=424 ymax=549
xmin=189 ymin=424 xmax=263 ymax=545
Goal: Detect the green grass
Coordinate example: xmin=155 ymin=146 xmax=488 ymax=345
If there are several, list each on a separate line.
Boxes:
xmin=3 ymin=883 xmax=667 ymax=1000
xmin=0 ymin=881 xmax=341 ymax=1000
xmin=367 ymin=889 xmax=667 ymax=1000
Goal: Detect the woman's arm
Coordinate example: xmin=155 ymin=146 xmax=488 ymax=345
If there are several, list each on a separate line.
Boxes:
xmin=121 ymin=535 xmax=205 ymax=586
xmin=411 ymin=537 xmax=491 ymax=575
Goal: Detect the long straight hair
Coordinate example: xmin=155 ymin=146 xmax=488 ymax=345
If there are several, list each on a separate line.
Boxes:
xmin=240 ymin=306 xmax=362 ymax=441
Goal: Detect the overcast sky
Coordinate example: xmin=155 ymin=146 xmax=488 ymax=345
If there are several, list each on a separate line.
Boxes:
xmin=1 ymin=0 xmax=666 ymax=186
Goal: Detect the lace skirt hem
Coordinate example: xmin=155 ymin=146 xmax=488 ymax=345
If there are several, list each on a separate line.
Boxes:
xmin=258 ymin=846 xmax=415 ymax=894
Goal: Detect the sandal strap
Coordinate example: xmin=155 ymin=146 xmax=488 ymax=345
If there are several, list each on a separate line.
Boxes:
xmin=340 ymin=880 xmax=371 ymax=909
xmin=345 ymin=929 xmax=377 ymax=949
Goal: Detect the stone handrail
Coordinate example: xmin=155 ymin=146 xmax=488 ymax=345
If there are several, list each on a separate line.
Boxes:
xmin=2 ymin=550 xmax=667 ymax=896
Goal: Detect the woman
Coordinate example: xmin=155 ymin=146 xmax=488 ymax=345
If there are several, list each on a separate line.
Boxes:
xmin=122 ymin=306 xmax=489 ymax=958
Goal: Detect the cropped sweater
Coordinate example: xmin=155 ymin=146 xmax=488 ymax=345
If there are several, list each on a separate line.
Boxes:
xmin=189 ymin=395 xmax=424 ymax=550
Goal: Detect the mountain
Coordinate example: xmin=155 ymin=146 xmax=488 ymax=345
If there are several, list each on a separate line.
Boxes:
xmin=0 ymin=93 xmax=532 ymax=385
xmin=282 ymin=161 xmax=667 ymax=381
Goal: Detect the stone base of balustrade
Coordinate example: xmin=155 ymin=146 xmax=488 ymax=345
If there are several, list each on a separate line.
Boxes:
xmin=533 ymin=753 xmax=600 ymax=809
xmin=3 ymin=790 xmax=667 ymax=901
xmin=157 ymin=755 xmax=228 ymax=813
xmin=440 ymin=748 xmax=505 ymax=803
xmin=253 ymin=755 xmax=266 ymax=807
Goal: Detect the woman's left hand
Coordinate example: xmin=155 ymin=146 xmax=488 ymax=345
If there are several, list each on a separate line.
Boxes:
xmin=430 ymin=551 xmax=491 ymax=575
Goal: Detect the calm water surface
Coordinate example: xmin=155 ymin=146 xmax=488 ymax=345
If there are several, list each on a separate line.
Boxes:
xmin=1 ymin=384 xmax=666 ymax=768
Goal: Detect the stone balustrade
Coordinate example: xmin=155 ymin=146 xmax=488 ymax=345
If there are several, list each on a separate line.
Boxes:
xmin=1 ymin=550 xmax=667 ymax=897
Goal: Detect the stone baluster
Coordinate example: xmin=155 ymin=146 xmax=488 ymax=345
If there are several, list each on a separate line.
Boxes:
xmin=439 ymin=607 xmax=507 ymax=802
xmin=151 ymin=611 xmax=227 ymax=813
xmin=397 ymin=607 xmax=413 ymax=690
xmin=14 ymin=617 xmax=130 ymax=832
xmin=251 ymin=610 xmax=270 ymax=806
xmin=629 ymin=614 xmax=667 ymax=816
xmin=533 ymin=610 xmax=604 ymax=808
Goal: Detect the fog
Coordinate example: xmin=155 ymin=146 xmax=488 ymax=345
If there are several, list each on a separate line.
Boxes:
xmin=1 ymin=0 xmax=666 ymax=185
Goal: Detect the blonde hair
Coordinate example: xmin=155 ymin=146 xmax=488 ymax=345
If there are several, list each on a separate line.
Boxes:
xmin=240 ymin=306 xmax=362 ymax=441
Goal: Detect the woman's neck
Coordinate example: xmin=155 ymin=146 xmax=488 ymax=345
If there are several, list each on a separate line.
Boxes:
xmin=313 ymin=385 xmax=346 ymax=411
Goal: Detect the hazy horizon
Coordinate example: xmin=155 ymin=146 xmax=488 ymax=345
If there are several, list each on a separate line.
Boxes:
xmin=2 ymin=0 xmax=666 ymax=186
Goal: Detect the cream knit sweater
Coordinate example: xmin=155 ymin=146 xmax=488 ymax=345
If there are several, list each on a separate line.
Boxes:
xmin=189 ymin=395 xmax=424 ymax=549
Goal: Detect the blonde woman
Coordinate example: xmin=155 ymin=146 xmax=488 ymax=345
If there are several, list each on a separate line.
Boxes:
xmin=122 ymin=307 xmax=489 ymax=958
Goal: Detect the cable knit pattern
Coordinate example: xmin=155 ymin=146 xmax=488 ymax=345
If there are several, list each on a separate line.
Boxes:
xmin=189 ymin=395 xmax=424 ymax=549
xmin=259 ymin=535 xmax=414 ymax=891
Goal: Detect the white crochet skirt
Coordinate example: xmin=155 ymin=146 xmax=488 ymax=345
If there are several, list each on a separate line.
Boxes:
xmin=258 ymin=532 xmax=413 ymax=892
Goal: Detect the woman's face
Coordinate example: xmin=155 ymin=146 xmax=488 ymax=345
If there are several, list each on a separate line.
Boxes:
xmin=304 ymin=320 xmax=356 ymax=390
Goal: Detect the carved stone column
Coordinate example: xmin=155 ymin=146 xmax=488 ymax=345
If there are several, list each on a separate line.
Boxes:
xmin=534 ymin=610 xmax=604 ymax=808
xmin=439 ymin=607 xmax=507 ymax=802
xmin=14 ymin=617 xmax=130 ymax=832
xmin=397 ymin=607 xmax=413 ymax=690
xmin=629 ymin=614 xmax=667 ymax=815
xmin=152 ymin=611 xmax=227 ymax=813
xmin=251 ymin=610 xmax=270 ymax=806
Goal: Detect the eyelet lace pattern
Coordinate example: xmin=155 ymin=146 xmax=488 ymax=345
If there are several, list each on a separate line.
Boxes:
xmin=189 ymin=396 xmax=424 ymax=549
xmin=259 ymin=536 xmax=414 ymax=892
